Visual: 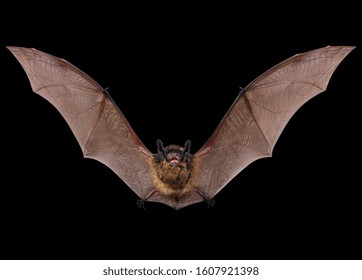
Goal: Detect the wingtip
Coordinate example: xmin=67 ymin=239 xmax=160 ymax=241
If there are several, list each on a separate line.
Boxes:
xmin=6 ymin=46 xmax=23 ymax=55
xmin=6 ymin=46 xmax=38 ymax=54
xmin=347 ymin=45 xmax=357 ymax=51
xmin=6 ymin=45 xmax=16 ymax=51
xmin=325 ymin=45 xmax=356 ymax=52
xmin=321 ymin=45 xmax=356 ymax=60
xmin=6 ymin=46 xmax=21 ymax=57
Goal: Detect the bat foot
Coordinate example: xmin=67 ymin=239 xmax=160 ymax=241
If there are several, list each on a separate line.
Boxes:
xmin=206 ymin=198 xmax=215 ymax=209
xmin=136 ymin=199 xmax=146 ymax=209
xmin=196 ymin=188 xmax=215 ymax=209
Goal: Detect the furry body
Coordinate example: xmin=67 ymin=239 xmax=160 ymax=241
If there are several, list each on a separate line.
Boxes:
xmin=149 ymin=143 xmax=197 ymax=199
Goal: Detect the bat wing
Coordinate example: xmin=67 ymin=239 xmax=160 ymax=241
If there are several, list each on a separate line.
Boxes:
xmin=7 ymin=46 xmax=155 ymax=200
xmin=193 ymin=46 xmax=355 ymax=200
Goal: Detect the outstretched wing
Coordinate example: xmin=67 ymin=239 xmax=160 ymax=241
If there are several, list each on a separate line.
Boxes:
xmin=7 ymin=46 xmax=155 ymax=199
xmin=193 ymin=45 xmax=355 ymax=199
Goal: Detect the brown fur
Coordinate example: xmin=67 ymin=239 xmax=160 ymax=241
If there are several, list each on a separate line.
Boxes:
xmin=149 ymin=156 xmax=198 ymax=199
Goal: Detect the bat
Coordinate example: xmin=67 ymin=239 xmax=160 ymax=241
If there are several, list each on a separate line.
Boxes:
xmin=7 ymin=45 xmax=354 ymax=210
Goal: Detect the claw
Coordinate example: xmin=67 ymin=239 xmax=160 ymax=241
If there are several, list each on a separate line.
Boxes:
xmin=195 ymin=188 xmax=215 ymax=209
xmin=136 ymin=199 xmax=146 ymax=209
xmin=206 ymin=198 xmax=215 ymax=209
xmin=136 ymin=188 xmax=158 ymax=209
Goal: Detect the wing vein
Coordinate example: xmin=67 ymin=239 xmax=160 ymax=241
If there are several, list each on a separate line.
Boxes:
xmin=243 ymin=94 xmax=272 ymax=153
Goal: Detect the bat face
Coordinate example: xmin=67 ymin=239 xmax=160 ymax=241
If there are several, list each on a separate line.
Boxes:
xmin=165 ymin=145 xmax=184 ymax=166
xmin=155 ymin=139 xmax=191 ymax=165
xmin=165 ymin=149 xmax=184 ymax=165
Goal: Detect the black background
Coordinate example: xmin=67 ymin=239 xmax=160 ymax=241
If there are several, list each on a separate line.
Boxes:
xmin=1 ymin=4 xmax=361 ymax=260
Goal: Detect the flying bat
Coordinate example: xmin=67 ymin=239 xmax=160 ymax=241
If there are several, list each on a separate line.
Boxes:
xmin=7 ymin=45 xmax=354 ymax=209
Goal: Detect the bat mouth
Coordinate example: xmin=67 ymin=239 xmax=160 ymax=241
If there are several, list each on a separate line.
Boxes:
xmin=170 ymin=156 xmax=180 ymax=164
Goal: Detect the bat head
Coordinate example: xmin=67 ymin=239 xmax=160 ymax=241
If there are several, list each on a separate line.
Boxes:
xmin=156 ymin=139 xmax=192 ymax=166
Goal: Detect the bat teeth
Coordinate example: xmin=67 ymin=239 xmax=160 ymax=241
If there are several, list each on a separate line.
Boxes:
xmin=170 ymin=156 xmax=180 ymax=164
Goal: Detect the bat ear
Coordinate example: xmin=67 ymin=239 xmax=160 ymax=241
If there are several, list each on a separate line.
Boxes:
xmin=156 ymin=139 xmax=165 ymax=159
xmin=184 ymin=140 xmax=191 ymax=153
xmin=157 ymin=139 xmax=164 ymax=151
